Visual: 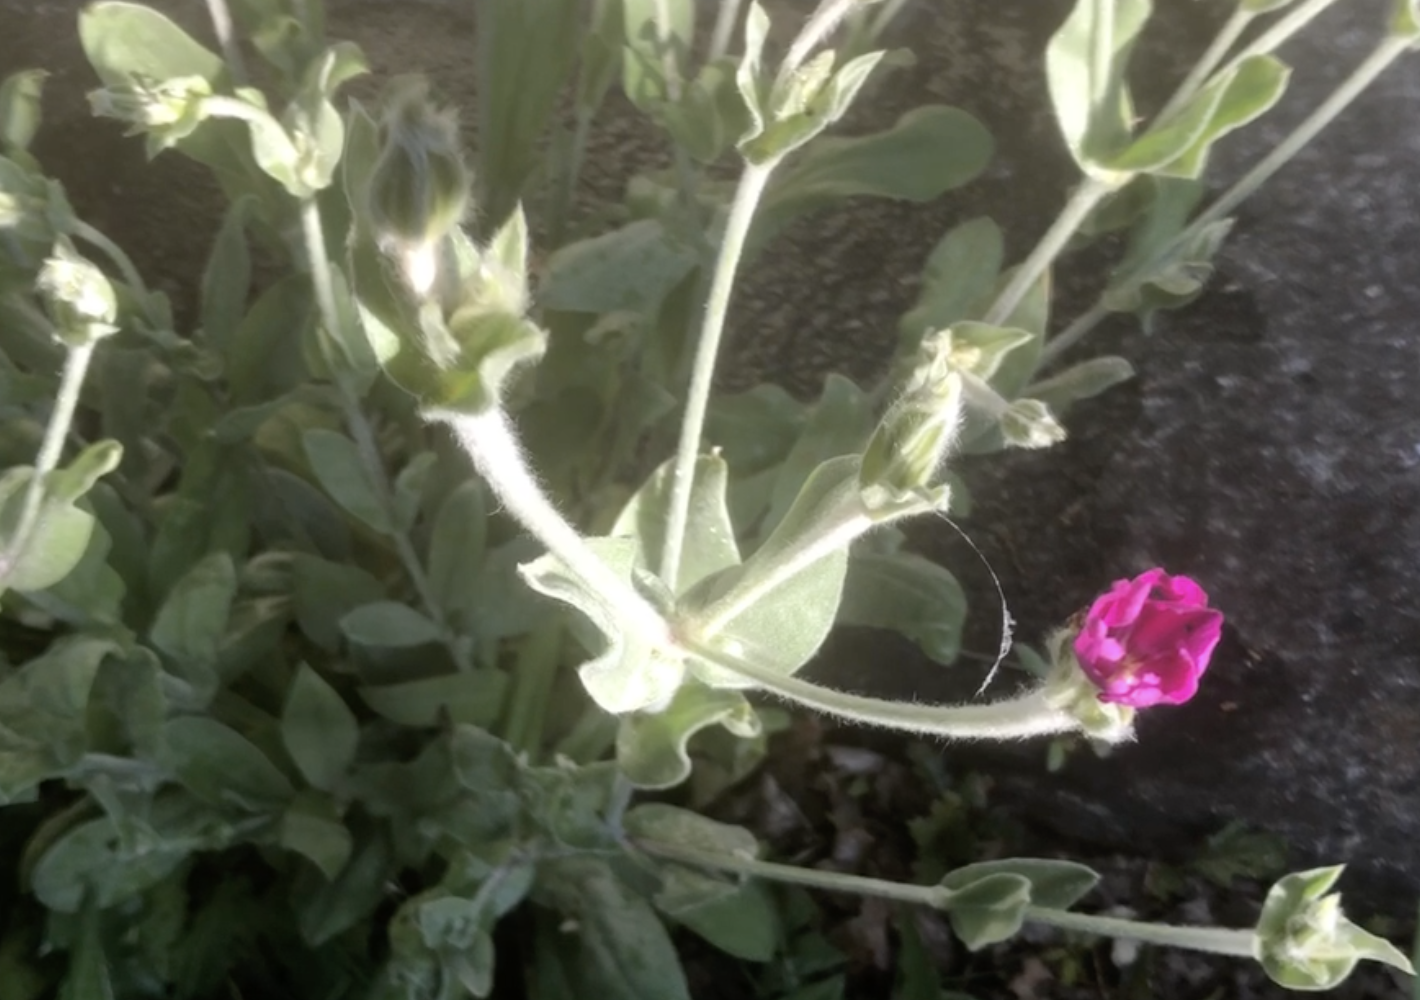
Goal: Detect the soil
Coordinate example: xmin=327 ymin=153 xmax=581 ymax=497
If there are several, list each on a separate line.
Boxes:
xmin=0 ymin=0 xmax=1414 ymax=997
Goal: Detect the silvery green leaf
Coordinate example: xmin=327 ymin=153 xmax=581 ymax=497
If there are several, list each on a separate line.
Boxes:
xmin=838 ymin=548 xmax=967 ymax=664
xmin=358 ymin=671 xmax=508 ymax=729
xmin=940 ymin=858 xmax=1100 ymax=911
xmin=753 ymin=106 xmax=994 ymax=250
xmin=0 ymin=69 xmax=46 ymax=152
xmin=520 ymin=537 xmax=684 ymax=714
xmin=681 ymin=456 xmax=861 ymax=687
xmin=302 ymin=428 xmax=392 ymax=535
xmin=621 ymin=0 xmax=694 ymax=112
xmin=736 ymin=2 xmax=772 ymax=139
xmin=613 ymin=453 xmax=740 ymax=597
xmin=80 ymin=2 xmax=224 ymax=89
xmin=938 ymin=872 xmax=1032 ymax=950
xmin=899 ymin=216 xmax=1004 ymax=353
xmin=162 ymin=716 xmax=295 ymax=812
xmin=340 ymin=601 xmax=442 ymax=648
xmin=1106 ymin=55 xmax=1289 ymax=179
xmin=1027 ymin=356 xmax=1135 ymax=413
xmin=1045 ymin=0 xmax=1153 ymax=171
xmin=616 ymin=681 xmax=760 ymax=789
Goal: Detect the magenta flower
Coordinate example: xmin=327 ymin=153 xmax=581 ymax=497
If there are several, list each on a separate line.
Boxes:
xmin=1072 ymin=568 xmax=1223 ymax=708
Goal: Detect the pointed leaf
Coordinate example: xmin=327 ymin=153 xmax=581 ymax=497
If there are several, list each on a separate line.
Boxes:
xmin=162 ymin=716 xmax=295 ymax=811
xmin=302 ymin=427 xmax=392 ymax=534
xmin=754 ymin=106 xmax=993 ymax=246
xmin=940 ymin=858 xmax=1100 ymax=911
xmin=0 ymin=70 xmax=46 ymax=152
xmin=202 ymin=195 xmax=254 ymax=352
xmin=540 ymin=218 xmax=701 ymax=315
xmin=339 ymin=600 xmax=442 ymax=648
xmin=282 ymin=663 xmax=359 ymax=791
xmin=1045 ymin=0 xmax=1153 ymax=168
xmin=613 ymin=454 xmax=740 ymax=596
xmin=358 ymin=671 xmax=508 ymax=728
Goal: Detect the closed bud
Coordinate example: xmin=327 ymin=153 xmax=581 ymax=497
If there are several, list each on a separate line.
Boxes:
xmin=1000 ymin=398 xmax=1066 ymax=449
xmin=1254 ymin=867 xmax=1414 ymax=990
xmin=88 ymin=75 xmax=211 ymax=149
xmin=36 ymin=240 xmax=118 ymax=345
xmin=860 ymin=349 xmax=962 ymax=506
xmin=366 ymin=76 xmax=471 ymax=292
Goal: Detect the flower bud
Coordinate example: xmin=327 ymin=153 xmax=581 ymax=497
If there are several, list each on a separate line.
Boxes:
xmin=87 ymin=75 xmax=211 ymax=150
xmin=366 ymin=76 xmax=471 ymax=293
xmin=1254 ymin=867 xmax=1415 ymax=990
xmin=860 ymin=329 xmax=962 ymax=509
xmin=36 ymin=240 xmax=118 ymax=345
xmin=1000 ymin=398 xmax=1066 ymax=449
xmin=1070 ymin=568 xmax=1222 ymax=708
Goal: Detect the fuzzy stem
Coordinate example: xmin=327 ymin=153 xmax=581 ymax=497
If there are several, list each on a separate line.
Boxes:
xmin=780 ymin=0 xmax=866 ymax=84
xmin=982 ymin=176 xmax=1115 ymax=328
xmin=634 ymin=839 xmax=1263 ymax=959
xmin=1026 ymin=907 xmax=1259 ymax=957
xmin=1041 ymin=34 xmax=1410 ymax=370
xmin=438 ymin=407 xmax=672 ymax=651
xmin=709 ymin=0 xmax=746 ymax=62
xmin=693 ymin=504 xmax=872 ymax=639
xmin=1039 ymin=301 xmax=1110 ymax=369
xmin=636 ymin=838 xmax=946 ymax=906
xmin=659 ymin=160 xmax=775 ymax=587
xmin=1188 ymin=34 xmax=1411 ymax=233
xmin=203 ymin=0 xmax=250 ymax=85
xmin=0 ymin=341 xmax=96 ymax=588
xmin=683 ymin=638 xmax=1083 ymax=740
xmin=1155 ymin=6 xmax=1253 ymax=124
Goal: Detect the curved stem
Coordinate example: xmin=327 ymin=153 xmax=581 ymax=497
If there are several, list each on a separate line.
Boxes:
xmin=1155 ymin=7 xmax=1253 ymax=124
xmin=982 ymin=176 xmax=1115 ymax=327
xmin=0 ymin=341 xmax=96 ymax=588
xmin=1231 ymin=0 xmax=1344 ymax=70
xmin=1026 ymin=907 xmax=1258 ymax=957
xmin=438 ymin=407 xmax=671 ymax=652
xmin=683 ymin=638 xmax=1083 ymax=740
xmin=659 ymin=159 xmax=774 ymax=587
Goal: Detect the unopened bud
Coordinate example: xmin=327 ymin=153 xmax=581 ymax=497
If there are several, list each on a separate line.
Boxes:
xmin=88 ymin=75 xmax=210 ymax=148
xmin=366 ymin=76 xmax=470 ymax=292
xmin=1000 ymin=398 xmax=1066 ymax=449
xmin=1254 ymin=866 xmax=1415 ymax=990
xmin=860 ymin=353 xmax=962 ymax=506
xmin=37 ymin=240 xmax=118 ymax=345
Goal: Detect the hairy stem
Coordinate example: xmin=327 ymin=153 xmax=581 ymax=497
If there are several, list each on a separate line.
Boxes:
xmin=635 ymin=839 xmax=1263 ymax=959
xmin=438 ymin=407 xmax=671 ymax=652
xmin=1026 ymin=907 xmax=1258 ymax=957
xmin=659 ymin=160 xmax=774 ymax=587
xmin=982 ymin=176 xmax=1115 ymax=327
xmin=682 ymin=638 xmax=1084 ymax=740
xmin=1041 ymin=33 xmax=1410 ymax=369
xmin=1155 ymin=6 xmax=1253 ymax=124
xmin=709 ymin=0 xmax=746 ymax=62
xmin=203 ymin=0 xmax=249 ymax=85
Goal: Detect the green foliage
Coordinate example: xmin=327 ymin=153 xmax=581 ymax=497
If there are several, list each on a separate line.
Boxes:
xmin=0 ymin=0 xmax=1410 ymax=995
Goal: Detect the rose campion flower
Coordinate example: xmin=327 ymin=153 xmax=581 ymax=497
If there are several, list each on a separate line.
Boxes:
xmin=1072 ymin=568 xmax=1223 ymax=708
